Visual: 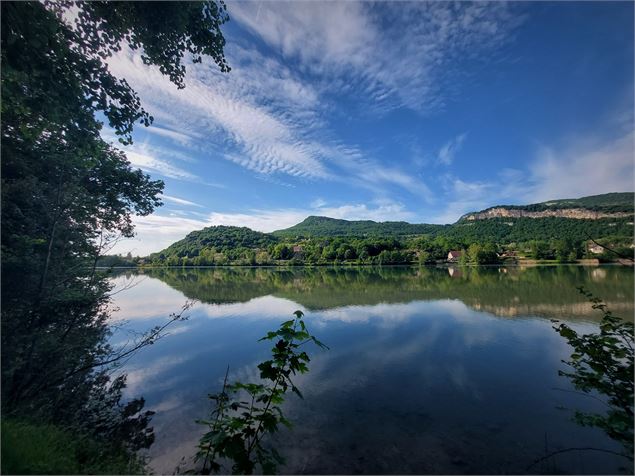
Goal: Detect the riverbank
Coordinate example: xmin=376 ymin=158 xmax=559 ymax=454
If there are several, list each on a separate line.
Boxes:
xmin=96 ymin=257 xmax=634 ymax=270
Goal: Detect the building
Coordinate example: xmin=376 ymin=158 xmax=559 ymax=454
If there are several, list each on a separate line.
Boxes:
xmin=588 ymin=244 xmax=604 ymax=254
xmin=447 ymin=250 xmax=463 ymax=262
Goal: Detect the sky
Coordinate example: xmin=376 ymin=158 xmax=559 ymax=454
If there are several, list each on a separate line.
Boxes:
xmin=104 ymin=1 xmax=635 ymax=256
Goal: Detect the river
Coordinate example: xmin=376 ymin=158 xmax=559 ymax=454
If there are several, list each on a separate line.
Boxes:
xmin=108 ymin=265 xmax=634 ymax=474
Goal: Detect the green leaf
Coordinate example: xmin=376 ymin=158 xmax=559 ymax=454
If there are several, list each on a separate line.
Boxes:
xmin=291 ymin=385 xmax=304 ymax=399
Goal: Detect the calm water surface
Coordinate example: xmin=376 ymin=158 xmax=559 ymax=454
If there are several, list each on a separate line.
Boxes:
xmin=108 ymin=265 xmax=634 ymax=474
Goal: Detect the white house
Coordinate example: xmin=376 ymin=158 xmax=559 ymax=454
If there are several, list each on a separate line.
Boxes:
xmin=447 ymin=250 xmax=463 ymax=262
xmin=588 ymin=244 xmax=604 ymax=254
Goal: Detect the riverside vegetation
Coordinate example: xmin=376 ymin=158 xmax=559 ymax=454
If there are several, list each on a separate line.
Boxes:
xmin=1 ymin=1 xmax=230 ymax=473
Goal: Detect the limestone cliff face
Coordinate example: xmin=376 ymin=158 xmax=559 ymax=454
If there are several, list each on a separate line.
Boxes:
xmin=462 ymin=207 xmax=633 ymax=221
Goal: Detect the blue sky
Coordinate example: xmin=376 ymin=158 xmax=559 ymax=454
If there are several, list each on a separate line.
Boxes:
xmin=105 ymin=1 xmax=634 ymax=255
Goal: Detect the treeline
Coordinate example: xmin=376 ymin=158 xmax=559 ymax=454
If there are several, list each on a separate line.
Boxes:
xmin=141 ymin=223 xmax=634 ymax=267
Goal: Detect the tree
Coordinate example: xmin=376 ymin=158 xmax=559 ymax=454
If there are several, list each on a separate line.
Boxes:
xmin=465 ymin=243 xmax=482 ymax=264
xmin=530 ymin=240 xmax=552 ymax=260
xmin=555 ymin=237 xmax=577 ymax=262
xmin=1 ymin=0 xmax=230 ymax=465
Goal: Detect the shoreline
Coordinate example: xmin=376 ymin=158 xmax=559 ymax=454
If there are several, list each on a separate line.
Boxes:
xmin=98 ymin=260 xmax=630 ymax=270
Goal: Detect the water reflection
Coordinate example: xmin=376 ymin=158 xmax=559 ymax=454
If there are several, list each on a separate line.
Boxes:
xmin=124 ymin=265 xmax=634 ymax=321
xmin=107 ymin=266 xmax=633 ymax=474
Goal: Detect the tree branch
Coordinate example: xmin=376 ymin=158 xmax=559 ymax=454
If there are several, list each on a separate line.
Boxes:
xmin=51 ymin=300 xmax=195 ymax=387
xmin=527 ymin=446 xmax=632 ymax=471
xmin=584 ymin=232 xmax=634 ymax=262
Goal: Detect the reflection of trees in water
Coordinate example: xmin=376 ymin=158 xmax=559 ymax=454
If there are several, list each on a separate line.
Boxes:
xmin=136 ymin=266 xmax=634 ymax=321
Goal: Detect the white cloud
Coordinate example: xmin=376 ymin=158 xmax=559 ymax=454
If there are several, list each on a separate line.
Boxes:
xmin=207 ymin=209 xmax=307 ymax=232
xmin=102 ymin=4 xmax=519 ymax=201
xmin=526 ymin=131 xmax=634 ymax=202
xmin=324 ymin=144 xmax=433 ymax=201
xmin=110 ymin=214 xmax=211 ymax=256
xmin=429 ymin=129 xmax=635 ymax=224
xmin=107 ymin=48 xmax=332 ymax=180
xmin=311 ymin=198 xmax=327 ymax=208
xmin=144 ymin=126 xmax=201 ymax=146
xmin=125 ymin=150 xmax=199 ymax=181
xmin=161 ymin=194 xmax=203 ymax=208
xmin=357 ymin=166 xmax=432 ymax=199
xmin=316 ymin=201 xmax=415 ymax=223
xmin=429 ymin=176 xmax=495 ymax=224
xmin=207 ymin=201 xmax=414 ymax=233
xmin=230 ymin=1 xmax=522 ymax=113
xmin=438 ymin=133 xmax=467 ymax=165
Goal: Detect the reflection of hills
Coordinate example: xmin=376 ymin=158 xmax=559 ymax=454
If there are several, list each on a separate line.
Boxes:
xmin=138 ymin=266 xmax=634 ymax=321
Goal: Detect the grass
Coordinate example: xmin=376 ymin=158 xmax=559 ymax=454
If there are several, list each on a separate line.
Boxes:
xmin=1 ymin=419 xmax=145 ymax=474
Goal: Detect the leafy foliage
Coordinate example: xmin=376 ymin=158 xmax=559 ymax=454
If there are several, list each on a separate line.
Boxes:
xmin=1 ymin=0 xmax=229 ymax=469
xmin=196 ymin=311 xmax=328 ymax=474
xmin=552 ymin=288 xmax=634 ymax=459
xmin=460 ymin=242 xmax=501 ymax=265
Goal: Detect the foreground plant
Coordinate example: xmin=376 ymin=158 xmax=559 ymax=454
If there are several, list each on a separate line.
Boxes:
xmin=545 ymin=287 xmax=634 ymax=466
xmin=195 ymin=311 xmax=327 ymax=474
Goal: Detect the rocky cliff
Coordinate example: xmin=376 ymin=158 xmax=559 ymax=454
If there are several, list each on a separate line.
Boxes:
xmin=463 ymin=207 xmax=633 ymax=221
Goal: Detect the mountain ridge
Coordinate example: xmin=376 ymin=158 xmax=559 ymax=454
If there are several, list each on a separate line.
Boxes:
xmin=274 ymin=192 xmax=634 ymax=237
xmin=148 ymin=192 xmax=634 ymax=261
xmin=459 ymin=192 xmax=634 ymax=221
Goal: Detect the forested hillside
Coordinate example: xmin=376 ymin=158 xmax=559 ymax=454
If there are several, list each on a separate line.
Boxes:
xmin=273 ymin=216 xmax=445 ymax=238
xmin=149 ymin=226 xmax=277 ymax=265
xmin=143 ymin=192 xmax=634 ymax=267
xmin=445 ymin=217 xmax=633 ymax=243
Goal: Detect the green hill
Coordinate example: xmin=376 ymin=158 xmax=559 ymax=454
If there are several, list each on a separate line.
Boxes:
xmin=150 ymin=225 xmax=278 ymax=260
xmin=272 ymin=216 xmax=445 ymax=238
